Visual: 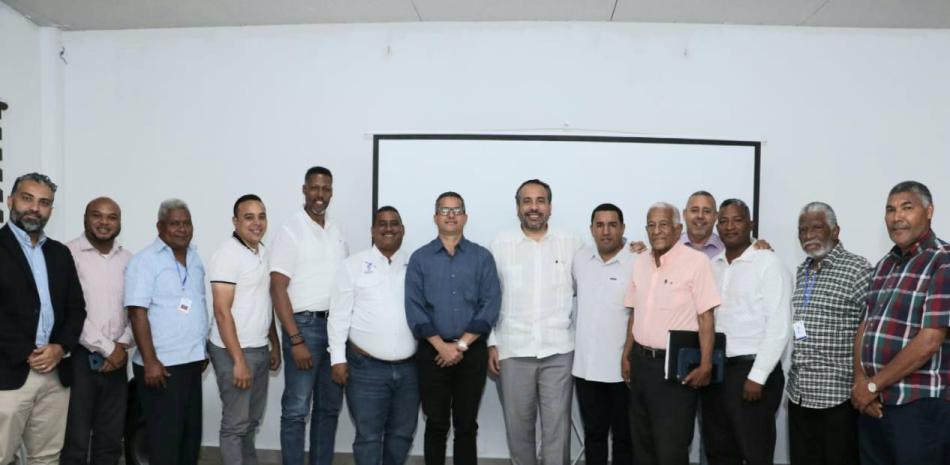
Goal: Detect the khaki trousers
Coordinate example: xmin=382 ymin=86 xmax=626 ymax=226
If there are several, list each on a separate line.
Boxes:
xmin=0 ymin=370 xmax=70 ymax=465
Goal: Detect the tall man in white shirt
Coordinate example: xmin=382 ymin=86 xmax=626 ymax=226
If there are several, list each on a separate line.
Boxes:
xmin=701 ymin=199 xmax=791 ymax=465
xmin=572 ymin=203 xmax=634 ymax=465
xmin=270 ymin=166 xmax=349 ymax=465
xmin=208 ymin=194 xmax=281 ymax=465
xmin=329 ymin=206 xmax=419 ymax=465
xmin=489 ymin=179 xmax=583 ymax=465
xmin=61 ymin=197 xmax=133 ymax=465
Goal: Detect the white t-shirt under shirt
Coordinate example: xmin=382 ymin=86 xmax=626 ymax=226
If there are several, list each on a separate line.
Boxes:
xmin=208 ymin=235 xmax=272 ymax=349
xmin=269 ymin=210 xmax=348 ymax=313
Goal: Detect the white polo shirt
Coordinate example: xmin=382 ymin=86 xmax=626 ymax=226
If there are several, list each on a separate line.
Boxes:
xmin=572 ymin=244 xmax=636 ymax=383
xmin=269 ymin=210 xmax=348 ymax=312
xmin=489 ymin=227 xmax=584 ymax=360
xmin=711 ymin=246 xmax=793 ymax=384
xmin=328 ymin=246 xmax=417 ymax=365
xmin=208 ymin=235 xmax=272 ymax=349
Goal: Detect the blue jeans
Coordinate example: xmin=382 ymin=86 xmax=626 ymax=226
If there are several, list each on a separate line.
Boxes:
xmin=281 ymin=313 xmax=344 ymax=465
xmin=345 ymin=346 xmax=420 ymax=465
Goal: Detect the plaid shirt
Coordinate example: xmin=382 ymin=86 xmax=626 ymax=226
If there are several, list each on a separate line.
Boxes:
xmin=786 ymin=242 xmax=872 ymax=408
xmin=860 ymin=230 xmax=950 ymax=405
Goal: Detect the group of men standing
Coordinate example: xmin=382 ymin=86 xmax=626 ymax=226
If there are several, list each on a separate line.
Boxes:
xmin=0 ymin=168 xmax=947 ymax=465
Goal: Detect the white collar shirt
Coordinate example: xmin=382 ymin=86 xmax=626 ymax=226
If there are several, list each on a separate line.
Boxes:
xmin=572 ymin=244 xmax=637 ymax=382
xmin=328 ymin=246 xmax=416 ymax=365
xmin=712 ymin=246 xmax=793 ymax=384
xmin=269 ymin=210 xmax=348 ymax=312
xmin=489 ymin=227 xmax=584 ymax=360
xmin=208 ymin=236 xmax=272 ymax=349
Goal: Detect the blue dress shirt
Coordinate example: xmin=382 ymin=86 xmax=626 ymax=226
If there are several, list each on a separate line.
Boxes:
xmin=10 ymin=222 xmax=54 ymax=347
xmin=405 ymin=237 xmax=501 ymax=340
xmin=125 ymin=238 xmax=208 ymax=366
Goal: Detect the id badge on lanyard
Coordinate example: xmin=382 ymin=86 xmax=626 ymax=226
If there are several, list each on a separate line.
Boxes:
xmin=176 ymin=261 xmax=191 ymax=314
xmin=794 ymin=268 xmax=817 ymax=341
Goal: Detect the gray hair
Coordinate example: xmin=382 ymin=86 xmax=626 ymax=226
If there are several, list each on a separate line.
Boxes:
xmin=11 ymin=172 xmax=58 ymax=197
xmin=157 ymin=198 xmax=190 ymax=222
xmin=647 ymin=202 xmax=682 ymax=225
xmin=889 ymin=180 xmax=932 ymax=208
xmin=800 ymin=201 xmax=838 ymax=229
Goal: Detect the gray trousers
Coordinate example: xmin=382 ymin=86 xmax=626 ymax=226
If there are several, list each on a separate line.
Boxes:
xmin=209 ymin=343 xmax=271 ymax=465
xmin=496 ymin=351 xmax=574 ymax=465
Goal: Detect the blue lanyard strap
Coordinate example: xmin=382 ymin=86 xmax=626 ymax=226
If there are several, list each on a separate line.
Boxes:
xmin=801 ymin=267 xmax=818 ymax=311
xmin=175 ymin=261 xmax=188 ymax=290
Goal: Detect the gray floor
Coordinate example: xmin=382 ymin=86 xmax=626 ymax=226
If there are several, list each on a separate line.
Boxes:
xmin=191 ymin=448 xmax=510 ymax=465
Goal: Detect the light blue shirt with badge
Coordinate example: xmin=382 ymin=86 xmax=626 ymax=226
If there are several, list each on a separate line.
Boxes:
xmin=125 ymin=237 xmax=208 ymax=366
xmin=9 ymin=222 xmax=55 ymax=347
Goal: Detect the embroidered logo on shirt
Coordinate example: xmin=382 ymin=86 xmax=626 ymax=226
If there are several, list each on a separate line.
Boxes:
xmin=363 ymin=261 xmax=375 ymax=274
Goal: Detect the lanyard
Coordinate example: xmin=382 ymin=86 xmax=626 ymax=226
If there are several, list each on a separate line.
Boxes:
xmin=175 ymin=261 xmax=188 ymax=291
xmin=801 ymin=267 xmax=818 ymax=311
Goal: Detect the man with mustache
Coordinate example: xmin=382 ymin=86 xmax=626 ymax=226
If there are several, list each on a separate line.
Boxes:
xmin=0 ymin=173 xmax=86 ymax=465
xmin=405 ymin=192 xmax=501 ymax=465
xmin=489 ymin=179 xmax=583 ymax=465
xmin=125 ymin=198 xmax=208 ymax=465
xmin=61 ymin=197 xmax=133 ymax=465
xmin=207 ymin=194 xmax=281 ymax=465
xmin=852 ymin=181 xmax=950 ymax=465
xmin=785 ymin=202 xmax=870 ymax=465
xmin=270 ymin=166 xmax=348 ymax=465
xmin=700 ymin=199 xmax=791 ymax=465
xmin=329 ymin=206 xmax=419 ymax=465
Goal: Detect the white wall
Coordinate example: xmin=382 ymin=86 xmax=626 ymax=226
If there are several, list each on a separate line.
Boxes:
xmin=0 ymin=3 xmax=64 ymax=228
xmin=53 ymin=21 xmax=950 ymax=462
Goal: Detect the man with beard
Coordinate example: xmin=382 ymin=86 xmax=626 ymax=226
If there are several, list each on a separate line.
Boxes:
xmin=207 ymin=194 xmax=281 ymax=465
xmin=785 ymin=202 xmax=870 ymax=465
xmin=0 ymin=173 xmax=86 ymax=465
xmin=270 ymin=166 xmax=348 ymax=465
xmin=61 ymin=197 xmax=134 ymax=465
xmin=329 ymin=206 xmax=419 ymax=465
xmin=701 ymin=199 xmax=791 ymax=465
xmin=852 ymin=181 xmax=950 ymax=465
xmin=681 ymin=191 xmax=725 ymax=258
xmin=621 ymin=202 xmax=720 ymax=465
xmin=571 ymin=203 xmax=634 ymax=465
xmin=125 ymin=199 xmax=208 ymax=465
xmin=489 ymin=179 xmax=583 ymax=465
xmin=405 ymin=192 xmax=501 ymax=465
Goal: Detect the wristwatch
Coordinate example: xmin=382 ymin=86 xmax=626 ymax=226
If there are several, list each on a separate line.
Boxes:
xmin=867 ymin=381 xmax=878 ymax=394
xmin=457 ymin=340 xmax=469 ymax=352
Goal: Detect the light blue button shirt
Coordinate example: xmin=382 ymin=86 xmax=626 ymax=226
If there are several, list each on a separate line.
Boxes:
xmin=125 ymin=238 xmax=208 ymax=366
xmin=9 ymin=222 xmax=54 ymax=347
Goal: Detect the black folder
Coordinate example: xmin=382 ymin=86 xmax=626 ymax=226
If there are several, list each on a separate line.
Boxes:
xmin=665 ymin=330 xmax=727 ymax=383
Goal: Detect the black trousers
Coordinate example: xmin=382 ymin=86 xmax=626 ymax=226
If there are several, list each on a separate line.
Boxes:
xmin=700 ymin=359 xmax=784 ymax=465
xmin=628 ymin=350 xmax=698 ymax=465
xmin=575 ymin=376 xmax=633 ymax=465
xmin=416 ymin=338 xmax=487 ymax=465
xmin=60 ymin=346 xmax=128 ymax=465
xmin=133 ymin=360 xmax=204 ymax=465
xmin=858 ymin=397 xmax=950 ymax=465
xmin=787 ymin=400 xmax=858 ymax=465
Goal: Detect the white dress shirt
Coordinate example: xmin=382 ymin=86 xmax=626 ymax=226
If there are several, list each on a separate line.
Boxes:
xmin=269 ymin=210 xmax=348 ymax=312
xmin=489 ymin=227 xmax=583 ymax=360
xmin=711 ymin=246 xmax=793 ymax=385
xmin=572 ymin=244 xmax=637 ymax=383
xmin=328 ymin=246 xmax=417 ymax=365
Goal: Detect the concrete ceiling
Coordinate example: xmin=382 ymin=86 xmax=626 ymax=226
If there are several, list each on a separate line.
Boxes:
xmin=4 ymin=0 xmax=950 ymax=30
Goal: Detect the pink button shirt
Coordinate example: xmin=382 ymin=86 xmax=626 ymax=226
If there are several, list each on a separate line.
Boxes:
xmin=623 ymin=241 xmax=721 ymax=349
xmin=67 ymin=235 xmax=134 ymax=356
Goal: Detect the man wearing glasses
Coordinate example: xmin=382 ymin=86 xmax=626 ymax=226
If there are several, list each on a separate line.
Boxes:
xmin=405 ymin=192 xmax=502 ymax=465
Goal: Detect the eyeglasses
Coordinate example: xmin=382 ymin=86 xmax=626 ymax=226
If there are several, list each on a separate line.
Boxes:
xmin=436 ymin=207 xmax=466 ymax=216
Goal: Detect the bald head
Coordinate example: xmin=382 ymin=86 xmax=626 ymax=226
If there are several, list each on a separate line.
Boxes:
xmin=84 ymin=197 xmax=122 ymax=247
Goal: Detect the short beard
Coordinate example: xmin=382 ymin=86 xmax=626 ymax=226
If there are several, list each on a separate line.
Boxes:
xmin=803 ymin=240 xmax=832 ymax=259
xmin=11 ymin=210 xmax=47 ymax=233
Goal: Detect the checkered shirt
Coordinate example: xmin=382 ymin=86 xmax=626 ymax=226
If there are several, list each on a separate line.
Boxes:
xmin=786 ymin=242 xmax=872 ymax=408
xmin=860 ymin=230 xmax=950 ymax=405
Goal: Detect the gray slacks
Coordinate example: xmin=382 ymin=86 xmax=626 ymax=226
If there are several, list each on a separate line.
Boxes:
xmin=496 ymin=351 xmax=574 ymax=465
xmin=209 ymin=343 xmax=271 ymax=465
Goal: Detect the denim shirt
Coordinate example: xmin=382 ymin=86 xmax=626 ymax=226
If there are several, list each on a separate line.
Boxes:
xmin=405 ymin=237 xmax=501 ymax=340
xmin=9 ymin=222 xmax=54 ymax=347
xmin=125 ymin=238 xmax=208 ymax=366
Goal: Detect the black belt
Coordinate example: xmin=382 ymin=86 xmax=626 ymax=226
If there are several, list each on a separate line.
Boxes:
xmin=727 ymin=354 xmax=756 ymax=365
xmin=633 ymin=342 xmax=666 ymax=359
xmin=300 ymin=310 xmax=329 ymax=319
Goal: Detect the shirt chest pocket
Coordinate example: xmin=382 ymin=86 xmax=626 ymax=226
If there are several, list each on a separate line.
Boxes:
xmin=551 ymin=260 xmax=571 ymax=288
xmin=656 ymin=279 xmax=692 ymax=313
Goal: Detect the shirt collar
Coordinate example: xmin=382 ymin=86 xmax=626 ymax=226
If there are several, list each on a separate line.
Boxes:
xmin=653 ymin=241 xmax=686 ymax=266
xmin=9 ymin=221 xmax=47 ymax=249
xmin=231 ymin=231 xmax=263 ymax=253
xmin=680 ymin=232 xmax=723 ymax=251
xmin=802 ymin=241 xmax=845 ymax=271
xmin=713 ymin=243 xmax=758 ymax=265
xmin=76 ymin=233 xmax=123 ymax=256
xmin=153 ymin=237 xmax=197 ymax=259
xmin=372 ymin=245 xmax=406 ymax=267
xmin=589 ymin=241 xmax=629 ymax=265
xmin=432 ymin=236 xmax=468 ymax=254
xmin=888 ymin=229 xmax=937 ymax=260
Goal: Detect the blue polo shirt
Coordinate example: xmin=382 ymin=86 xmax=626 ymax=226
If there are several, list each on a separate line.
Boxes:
xmin=125 ymin=238 xmax=208 ymax=366
xmin=405 ymin=237 xmax=501 ymax=340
